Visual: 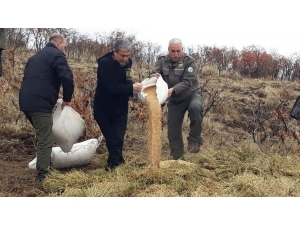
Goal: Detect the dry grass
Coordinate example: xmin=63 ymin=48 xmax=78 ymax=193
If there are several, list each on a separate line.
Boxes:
xmin=39 ymin=146 xmax=300 ymax=197
xmin=2 ymin=52 xmax=300 ymax=197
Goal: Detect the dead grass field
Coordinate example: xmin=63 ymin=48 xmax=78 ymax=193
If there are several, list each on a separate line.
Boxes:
xmin=1 ymin=52 xmax=300 ymax=197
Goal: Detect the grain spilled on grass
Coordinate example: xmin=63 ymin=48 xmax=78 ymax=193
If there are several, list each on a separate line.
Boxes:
xmin=144 ymin=86 xmax=161 ymax=167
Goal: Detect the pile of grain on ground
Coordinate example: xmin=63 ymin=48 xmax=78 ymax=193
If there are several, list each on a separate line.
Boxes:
xmin=159 ymin=160 xmax=197 ymax=168
xmin=144 ymin=86 xmax=161 ymax=167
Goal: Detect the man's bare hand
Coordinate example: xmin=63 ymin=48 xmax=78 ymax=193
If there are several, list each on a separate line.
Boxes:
xmin=133 ymin=83 xmax=143 ymax=92
xmin=153 ymin=73 xmax=161 ymax=78
xmin=61 ymin=101 xmax=71 ymax=110
xmin=168 ymin=88 xmax=174 ymax=97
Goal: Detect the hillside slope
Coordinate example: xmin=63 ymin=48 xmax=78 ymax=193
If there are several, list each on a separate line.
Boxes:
xmin=1 ymin=56 xmax=300 ymax=197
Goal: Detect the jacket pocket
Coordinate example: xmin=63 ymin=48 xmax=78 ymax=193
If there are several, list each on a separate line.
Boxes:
xmin=173 ymin=68 xmax=184 ymax=83
xmin=174 ymin=68 xmax=184 ymax=76
xmin=162 ymin=68 xmax=170 ymax=76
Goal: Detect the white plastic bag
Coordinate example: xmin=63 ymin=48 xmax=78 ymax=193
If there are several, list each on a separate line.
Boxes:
xmin=138 ymin=76 xmax=168 ymax=105
xmin=29 ymin=136 xmax=103 ymax=169
xmin=52 ymin=99 xmax=85 ymax=153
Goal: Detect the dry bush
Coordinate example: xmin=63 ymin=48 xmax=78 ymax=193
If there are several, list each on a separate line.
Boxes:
xmin=220 ymin=70 xmax=242 ymax=80
xmin=131 ymin=64 xmax=149 ymax=82
xmin=201 ymin=65 xmax=219 ymax=77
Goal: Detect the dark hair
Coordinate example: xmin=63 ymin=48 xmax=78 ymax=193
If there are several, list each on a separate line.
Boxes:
xmin=114 ymin=39 xmax=131 ymax=52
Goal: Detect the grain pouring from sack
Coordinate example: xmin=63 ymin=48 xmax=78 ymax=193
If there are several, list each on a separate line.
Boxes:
xmin=144 ymin=85 xmax=162 ymax=167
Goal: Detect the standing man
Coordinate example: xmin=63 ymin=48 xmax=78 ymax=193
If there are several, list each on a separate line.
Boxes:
xmin=151 ymin=38 xmax=204 ymax=160
xmin=93 ymin=38 xmax=142 ymax=171
xmin=19 ymin=33 xmax=74 ymax=184
xmin=0 ymin=28 xmax=6 ymax=77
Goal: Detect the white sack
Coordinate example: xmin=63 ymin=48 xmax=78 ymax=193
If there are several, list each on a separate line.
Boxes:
xmin=138 ymin=76 xmax=168 ymax=105
xmin=29 ymin=136 xmax=103 ymax=169
xmin=52 ymin=99 xmax=85 ymax=153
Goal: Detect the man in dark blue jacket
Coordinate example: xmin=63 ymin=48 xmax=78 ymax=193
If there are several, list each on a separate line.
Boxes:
xmin=19 ymin=33 xmax=74 ymax=184
xmin=93 ymin=38 xmax=142 ymax=171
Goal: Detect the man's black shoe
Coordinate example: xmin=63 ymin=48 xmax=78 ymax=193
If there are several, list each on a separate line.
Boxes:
xmin=119 ymin=157 xmax=126 ymax=164
xmin=104 ymin=163 xmax=118 ymax=171
xmin=188 ymin=140 xmax=200 ymax=153
xmin=105 ymin=156 xmax=126 ymax=171
xmin=198 ymin=137 xmax=204 ymax=146
xmin=104 ymin=160 xmax=126 ymax=171
xmin=35 ymin=174 xmax=46 ymax=184
xmin=35 ymin=171 xmax=51 ymax=184
xmin=173 ymin=155 xmax=186 ymax=161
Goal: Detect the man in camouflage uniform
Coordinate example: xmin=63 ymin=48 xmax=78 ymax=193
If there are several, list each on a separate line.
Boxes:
xmin=150 ymin=38 xmax=204 ymax=160
xmin=0 ymin=28 xmax=6 ymax=77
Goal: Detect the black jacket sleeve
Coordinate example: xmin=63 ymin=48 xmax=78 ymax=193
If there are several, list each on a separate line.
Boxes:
xmin=53 ymin=53 xmax=74 ymax=102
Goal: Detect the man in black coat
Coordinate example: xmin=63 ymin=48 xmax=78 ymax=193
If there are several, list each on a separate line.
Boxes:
xmin=19 ymin=33 xmax=74 ymax=184
xmin=93 ymin=38 xmax=142 ymax=171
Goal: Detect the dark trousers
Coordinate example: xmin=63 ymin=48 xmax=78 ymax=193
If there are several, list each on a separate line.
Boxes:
xmin=0 ymin=49 xmax=3 ymax=77
xmin=94 ymin=109 xmax=128 ymax=166
xmin=167 ymin=91 xmax=204 ymax=159
xmin=24 ymin=111 xmax=54 ymax=175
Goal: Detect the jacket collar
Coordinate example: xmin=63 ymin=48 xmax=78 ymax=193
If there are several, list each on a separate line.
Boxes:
xmin=46 ymin=42 xmax=58 ymax=49
xmin=46 ymin=42 xmax=65 ymax=55
xmin=97 ymin=50 xmax=113 ymax=63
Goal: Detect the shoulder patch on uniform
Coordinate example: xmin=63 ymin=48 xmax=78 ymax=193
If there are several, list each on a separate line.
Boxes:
xmin=188 ymin=67 xmax=193 ymax=73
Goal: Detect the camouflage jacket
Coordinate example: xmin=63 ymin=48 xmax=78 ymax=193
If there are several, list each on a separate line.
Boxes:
xmin=150 ymin=52 xmax=200 ymax=103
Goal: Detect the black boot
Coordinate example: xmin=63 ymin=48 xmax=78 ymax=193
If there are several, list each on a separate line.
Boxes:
xmin=105 ymin=157 xmax=126 ymax=171
xmin=35 ymin=173 xmax=46 ymax=184
xmin=173 ymin=154 xmax=186 ymax=161
xmin=35 ymin=171 xmax=51 ymax=184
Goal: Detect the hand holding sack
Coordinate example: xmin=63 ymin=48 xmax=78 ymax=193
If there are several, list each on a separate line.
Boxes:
xmin=52 ymin=99 xmax=85 ymax=152
xmin=137 ymin=76 xmax=168 ymax=105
